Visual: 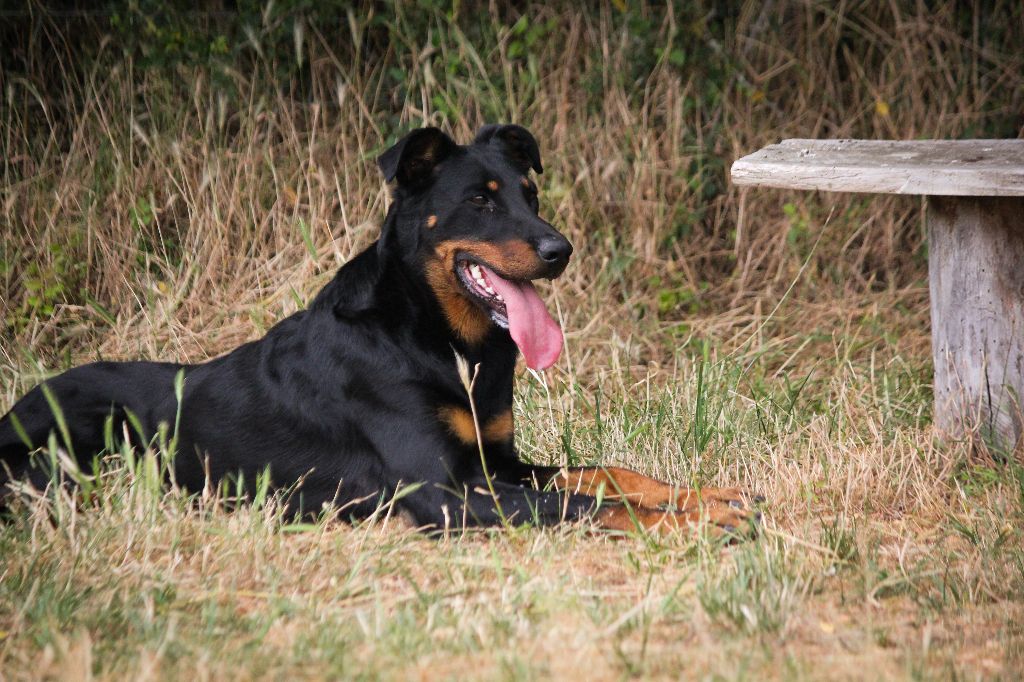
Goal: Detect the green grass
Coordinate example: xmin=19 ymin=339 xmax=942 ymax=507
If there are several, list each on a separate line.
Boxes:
xmin=2 ymin=344 xmax=1021 ymax=679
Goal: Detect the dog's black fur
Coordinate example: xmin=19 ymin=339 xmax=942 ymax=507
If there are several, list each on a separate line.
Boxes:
xmin=1 ymin=125 xmax=757 ymax=534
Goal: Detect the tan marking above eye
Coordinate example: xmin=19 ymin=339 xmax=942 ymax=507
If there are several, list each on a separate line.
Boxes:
xmin=487 ymin=180 xmax=499 ymax=191
xmin=520 ymin=177 xmax=530 ymax=187
xmin=426 ymin=215 xmax=438 ymax=228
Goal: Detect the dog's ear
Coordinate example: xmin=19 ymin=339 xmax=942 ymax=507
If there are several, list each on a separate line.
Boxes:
xmin=473 ymin=124 xmax=543 ymax=174
xmin=377 ymin=127 xmax=458 ymax=186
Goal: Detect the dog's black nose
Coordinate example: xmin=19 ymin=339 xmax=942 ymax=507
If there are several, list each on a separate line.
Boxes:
xmin=536 ymin=234 xmax=573 ymax=265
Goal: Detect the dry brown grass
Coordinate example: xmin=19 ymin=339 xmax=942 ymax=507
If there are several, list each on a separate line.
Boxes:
xmin=2 ymin=2 xmax=1023 ymax=679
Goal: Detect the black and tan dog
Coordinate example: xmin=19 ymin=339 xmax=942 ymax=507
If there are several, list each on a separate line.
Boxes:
xmin=0 ymin=125 xmax=758 ymax=535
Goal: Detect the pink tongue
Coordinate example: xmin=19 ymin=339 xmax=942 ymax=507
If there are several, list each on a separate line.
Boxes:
xmin=479 ymin=265 xmax=563 ymax=370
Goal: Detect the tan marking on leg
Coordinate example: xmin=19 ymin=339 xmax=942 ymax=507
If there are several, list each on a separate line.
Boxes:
xmin=595 ymin=504 xmax=753 ymax=538
xmin=482 ymin=409 xmax=513 ymax=443
xmin=438 ymin=405 xmax=478 ymax=445
xmin=487 ymin=180 xmax=499 ymax=191
xmin=545 ymin=466 xmax=754 ymax=511
xmin=546 ymin=466 xmax=682 ymax=507
xmin=425 ymin=214 xmax=438 ymax=228
xmin=679 ymin=487 xmax=751 ymax=510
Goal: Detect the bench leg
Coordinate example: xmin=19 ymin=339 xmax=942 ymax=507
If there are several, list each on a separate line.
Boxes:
xmin=928 ymin=196 xmax=1024 ymax=455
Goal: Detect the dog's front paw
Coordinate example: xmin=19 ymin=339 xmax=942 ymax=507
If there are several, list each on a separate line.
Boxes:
xmin=671 ymin=487 xmax=765 ymax=512
xmin=701 ymin=502 xmax=762 ymax=542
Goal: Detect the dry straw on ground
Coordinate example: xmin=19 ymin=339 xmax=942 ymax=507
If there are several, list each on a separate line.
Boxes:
xmin=1 ymin=2 xmax=1023 ymax=679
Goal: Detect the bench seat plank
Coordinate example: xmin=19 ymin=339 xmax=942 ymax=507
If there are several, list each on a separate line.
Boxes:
xmin=731 ymin=139 xmax=1024 ymax=196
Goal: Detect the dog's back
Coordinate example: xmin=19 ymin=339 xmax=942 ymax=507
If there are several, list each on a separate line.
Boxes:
xmin=0 ymin=361 xmax=184 ymax=489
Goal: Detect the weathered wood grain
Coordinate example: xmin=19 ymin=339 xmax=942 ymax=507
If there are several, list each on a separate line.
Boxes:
xmin=731 ymin=139 xmax=1024 ymax=196
xmin=929 ymin=196 xmax=1024 ymax=453
xmin=731 ymin=138 xmax=1024 ymax=453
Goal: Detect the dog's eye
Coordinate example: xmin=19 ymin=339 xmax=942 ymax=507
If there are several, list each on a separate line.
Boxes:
xmin=468 ymin=195 xmax=491 ymax=208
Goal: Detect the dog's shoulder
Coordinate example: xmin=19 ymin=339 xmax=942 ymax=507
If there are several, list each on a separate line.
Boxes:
xmin=309 ymin=242 xmax=384 ymax=318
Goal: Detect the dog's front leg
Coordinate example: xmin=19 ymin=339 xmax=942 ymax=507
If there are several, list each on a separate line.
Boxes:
xmin=395 ymin=475 xmax=758 ymax=537
xmin=397 ymin=478 xmax=597 ymax=530
xmin=592 ymin=501 xmax=757 ymax=538
xmin=523 ymin=465 xmax=761 ymax=513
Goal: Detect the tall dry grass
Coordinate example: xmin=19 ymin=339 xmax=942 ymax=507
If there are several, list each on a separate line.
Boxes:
xmin=2 ymin=1 xmax=1020 ymax=381
xmin=1 ymin=1 xmax=1023 ymax=679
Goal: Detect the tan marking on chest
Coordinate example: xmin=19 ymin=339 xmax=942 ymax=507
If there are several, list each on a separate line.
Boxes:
xmin=438 ymin=406 xmax=515 ymax=445
xmin=482 ymin=409 xmax=513 ymax=442
xmin=438 ymin=405 xmax=478 ymax=445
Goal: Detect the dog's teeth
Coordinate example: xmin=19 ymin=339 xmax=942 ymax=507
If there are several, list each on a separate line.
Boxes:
xmin=470 ymin=265 xmax=482 ymax=277
xmin=475 ymin=277 xmax=487 ymax=287
xmin=484 ymin=286 xmax=495 ymax=295
xmin=495 ymin=293 xmax=503 ymax=302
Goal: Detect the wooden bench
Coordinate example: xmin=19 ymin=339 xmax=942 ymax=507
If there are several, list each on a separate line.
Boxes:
xmin=731 ymin=139 xmax=1024 ymax=454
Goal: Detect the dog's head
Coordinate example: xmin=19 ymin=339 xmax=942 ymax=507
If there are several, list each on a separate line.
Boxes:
xmin=377 ymin=125 xmax=571 ymax=370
